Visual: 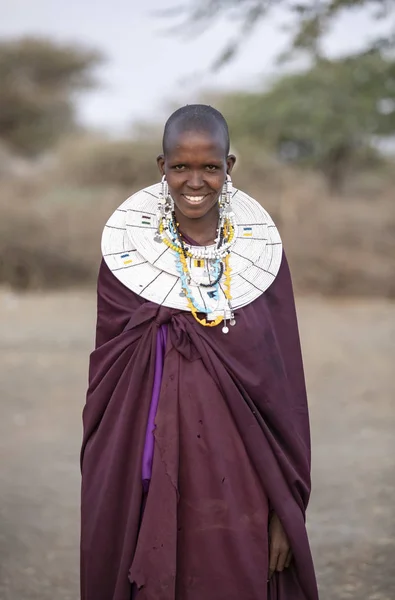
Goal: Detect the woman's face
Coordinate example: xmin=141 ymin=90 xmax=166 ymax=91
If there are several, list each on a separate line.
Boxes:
xmin=157 ymin=128 xmax=236 ymax=222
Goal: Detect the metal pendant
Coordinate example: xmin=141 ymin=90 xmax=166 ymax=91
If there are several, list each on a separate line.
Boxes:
xmin=222 ymin=310 xmax=229 ymax=334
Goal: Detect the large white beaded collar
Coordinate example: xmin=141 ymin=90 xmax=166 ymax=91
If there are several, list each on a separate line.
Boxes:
xmin=101 ymin=183 xmax=283 ymax=314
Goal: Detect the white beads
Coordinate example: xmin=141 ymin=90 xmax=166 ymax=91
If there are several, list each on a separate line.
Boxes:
xmin=160 ymin=212 xmax=237 ymax=261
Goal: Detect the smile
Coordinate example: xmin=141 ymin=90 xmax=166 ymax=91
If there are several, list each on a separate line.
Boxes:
xmin=182 ymin=194 xmax=208 ymax=203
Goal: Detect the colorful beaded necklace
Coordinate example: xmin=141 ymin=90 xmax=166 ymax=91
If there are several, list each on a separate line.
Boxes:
xmin=158 ymin=212 xmax=236 ymax=260
xmin=161 ymin=210 xmax=236 ymax=333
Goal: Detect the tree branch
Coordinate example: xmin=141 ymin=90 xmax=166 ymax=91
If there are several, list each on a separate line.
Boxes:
xmin=159 ymin=0 xmax=395 ymax=66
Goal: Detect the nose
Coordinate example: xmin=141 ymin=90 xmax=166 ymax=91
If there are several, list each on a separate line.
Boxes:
xmin=187 ymin=171 xmax=204 ymax=190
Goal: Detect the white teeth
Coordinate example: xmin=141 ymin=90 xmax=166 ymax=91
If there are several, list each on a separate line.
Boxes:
xmin=184 ymin=195 xmax=205 ymax=202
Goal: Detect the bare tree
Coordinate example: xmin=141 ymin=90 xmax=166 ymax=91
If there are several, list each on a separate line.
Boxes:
xmin=163 ymin=0 xmax=395 ymax=69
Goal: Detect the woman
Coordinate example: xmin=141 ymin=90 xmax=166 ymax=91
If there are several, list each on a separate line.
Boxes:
xmin=81 ymin=105 xmax=319 ymax=600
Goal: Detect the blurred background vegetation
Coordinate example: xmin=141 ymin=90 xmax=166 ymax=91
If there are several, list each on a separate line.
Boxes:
xmin=0 ymin=0 xmax=394 ymax=296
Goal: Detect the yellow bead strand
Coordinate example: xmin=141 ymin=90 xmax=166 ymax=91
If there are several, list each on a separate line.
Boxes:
xmin=158 ymin=214 xmax=234 ymax=329
xmin=158 ymin=218 xmax=235 ymax=260
xmin=178 ymin=247 xmax=233 ymax=328
xmin=223 ymin=253 xmax=232 ymax=301
xmin=159 ymin=221 xmax=194 ymax=257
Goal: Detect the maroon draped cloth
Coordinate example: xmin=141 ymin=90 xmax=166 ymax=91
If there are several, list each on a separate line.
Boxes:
xmin=81 ymin=252 xmax=319 ymax=600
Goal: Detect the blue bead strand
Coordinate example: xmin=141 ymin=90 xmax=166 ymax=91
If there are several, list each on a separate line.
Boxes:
xmin=175 ymin=254 xmax=209 ymax=313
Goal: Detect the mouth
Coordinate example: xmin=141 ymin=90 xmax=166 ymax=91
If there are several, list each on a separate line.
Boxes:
xmin=181 ymin=194 xmax=209 ymax=204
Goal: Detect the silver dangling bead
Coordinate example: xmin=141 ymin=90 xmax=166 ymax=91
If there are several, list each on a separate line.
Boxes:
xmin=225 ymin=173 xmax=233 ymax=213
xmin=158 ymin=175 xmax=173 ymax=217
xmin=219 ymin=177 xmax=227 ymax=221
xmin=229 ymin=301 xmax=236 ymax=327
xmin=156 ymin=175 xmax=172 ymax=241
xmin=219 ymin=174 xmax=233 ymax=223
xmin=226 ymin=172 xmax=232 ymax=195
xmin=222 ymin=311 xmax=229 ymax=334
xmin=161 ymin=174 xmax=169 ymax=200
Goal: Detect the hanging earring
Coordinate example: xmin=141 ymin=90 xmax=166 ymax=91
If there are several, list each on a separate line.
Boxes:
xmin=161 ymin=174 xmax=168 ymax=202
xmin=155 ymin=175 xmax=173 ymax=242
xmin=221 ymin=174 xmax=233 ymax=208
xmin=225 ymin=173 xmax=233 ymax=212
xmin=219 ymin=173 xmax=233 ymax=223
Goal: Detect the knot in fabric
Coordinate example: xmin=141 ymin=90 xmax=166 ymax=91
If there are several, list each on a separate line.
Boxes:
xmin=154 ymin=305 xmax=183 ymax=327
xmin=125 ymin=302 xmax=201 ymax=362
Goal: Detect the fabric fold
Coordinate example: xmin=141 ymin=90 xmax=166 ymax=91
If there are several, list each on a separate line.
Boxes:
xmin=81 ymin=253 xmax=319 ymax=600
xmin=142 ymin=324 xmax=168 ymax=492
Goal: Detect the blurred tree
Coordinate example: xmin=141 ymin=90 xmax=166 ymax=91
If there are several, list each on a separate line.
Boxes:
xmin=0 ymin=37 xmax=103 ymax=156
xmin=165 ymin=0 xmax=394 ymax=68
xmin=217 ymin=52 xmax=395 ymax=189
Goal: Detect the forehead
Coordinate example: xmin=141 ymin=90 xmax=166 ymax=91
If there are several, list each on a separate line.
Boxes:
xmin=165 ymin=126 xmax=227 ymax=158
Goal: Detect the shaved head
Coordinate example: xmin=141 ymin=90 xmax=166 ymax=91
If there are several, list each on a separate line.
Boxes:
xmin=163 ymin=104 xmax=230 ymax=156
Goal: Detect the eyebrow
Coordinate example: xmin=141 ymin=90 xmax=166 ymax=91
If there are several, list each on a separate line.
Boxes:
xmin=168 ymin=157 xmax=224 ymax=165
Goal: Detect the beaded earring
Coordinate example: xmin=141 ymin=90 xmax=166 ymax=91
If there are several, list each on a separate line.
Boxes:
xmin=155 ymin=175 xmax=173 ymax=242
xmin=218 ymin=173 xmax=233 ymax=240
xmin=219 ymin=174 xmax=233 ymax=218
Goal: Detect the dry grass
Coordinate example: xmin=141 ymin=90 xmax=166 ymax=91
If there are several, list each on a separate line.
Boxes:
xmin=0 ymin=137 xmax=394 ymax=296
xmin=244 ymin=170 xmax=395 ymax=297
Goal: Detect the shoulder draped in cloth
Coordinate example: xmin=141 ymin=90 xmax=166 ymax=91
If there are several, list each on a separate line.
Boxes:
xmin=81 ymin=252 xmax=319 ymax=600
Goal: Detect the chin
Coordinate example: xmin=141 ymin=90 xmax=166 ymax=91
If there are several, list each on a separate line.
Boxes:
xmin=177 ymin=207 xmax=206 ymax=220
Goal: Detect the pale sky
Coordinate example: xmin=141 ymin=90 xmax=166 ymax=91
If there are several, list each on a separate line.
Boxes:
xmin=1 ymin=0 xmax=391 ymax=133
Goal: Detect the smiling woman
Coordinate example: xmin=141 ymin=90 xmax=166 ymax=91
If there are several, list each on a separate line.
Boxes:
xmin=158 ymin=106 xmax=234 ymax=244
xmin=80 ymin=105 xmax=319 ymax=600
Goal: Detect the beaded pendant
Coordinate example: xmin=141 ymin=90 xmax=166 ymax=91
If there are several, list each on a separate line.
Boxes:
xmin=161 ymin=211 xmax=236 ymax=332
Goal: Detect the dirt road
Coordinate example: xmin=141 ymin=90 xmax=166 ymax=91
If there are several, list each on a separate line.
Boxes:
xmin=0 ymin=290 xmax=394 ymax=600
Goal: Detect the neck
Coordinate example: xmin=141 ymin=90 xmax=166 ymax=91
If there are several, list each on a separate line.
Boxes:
xmin=175 ymin=204 xmax=219 ymax=246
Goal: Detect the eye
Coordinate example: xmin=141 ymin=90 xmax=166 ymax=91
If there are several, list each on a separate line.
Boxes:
xmin=205 ymin=165 xmax=219 ymax=171
xmin=173 ymin=164 xmax=186 ymax=171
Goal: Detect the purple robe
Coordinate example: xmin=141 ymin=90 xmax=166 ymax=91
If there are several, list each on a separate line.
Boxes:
xmin=81 ymin=251 xmax=319 ymax=600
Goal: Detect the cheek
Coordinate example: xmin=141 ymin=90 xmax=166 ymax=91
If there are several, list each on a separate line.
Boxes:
xmin=166 ymin=172 xmax=185 ymax=190
xmin=207 ymin=173 xmax=225 ymax=191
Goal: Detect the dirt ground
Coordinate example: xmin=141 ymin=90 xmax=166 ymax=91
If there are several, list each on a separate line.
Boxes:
xmin=0 ymin=290 xmax=394 ymax=600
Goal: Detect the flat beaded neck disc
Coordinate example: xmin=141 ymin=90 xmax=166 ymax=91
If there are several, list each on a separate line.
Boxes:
xmin=101 ymin=183 xmax=283 ymax=312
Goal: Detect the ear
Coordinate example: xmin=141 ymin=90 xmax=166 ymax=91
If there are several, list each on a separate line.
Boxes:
xmin=157 ymin=154 xmax=165 ymax=176
xmin=226 ymin=154 xmax=236 ymax=174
